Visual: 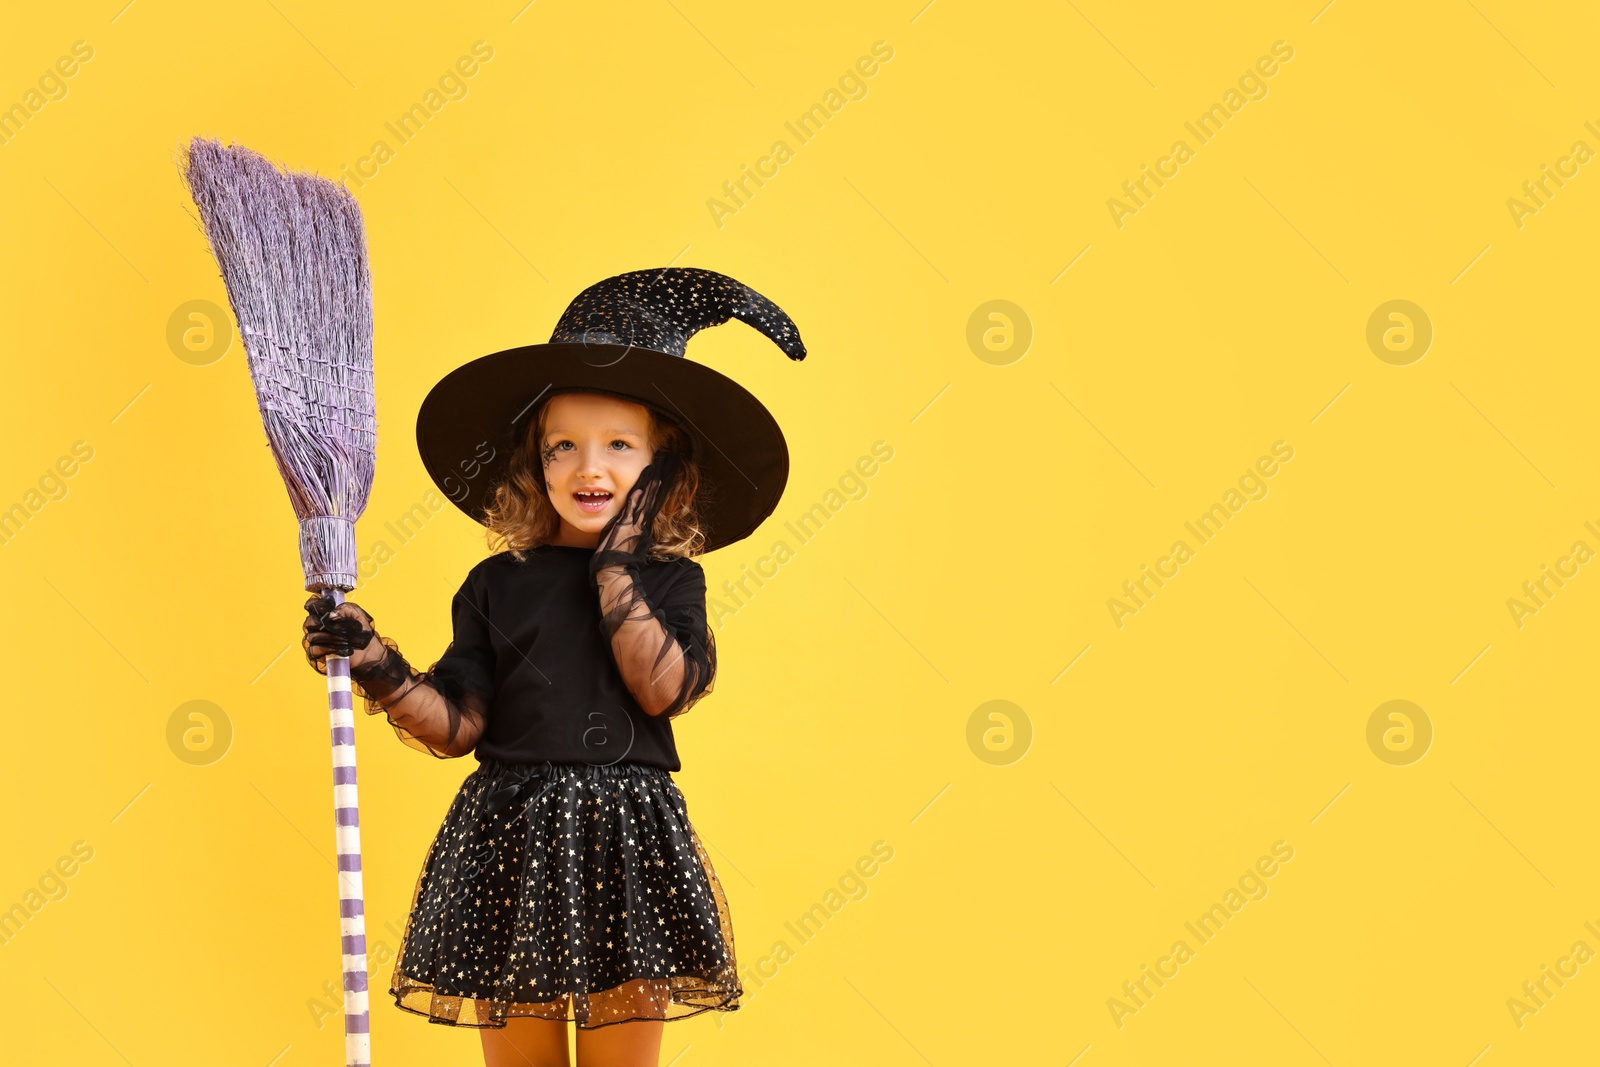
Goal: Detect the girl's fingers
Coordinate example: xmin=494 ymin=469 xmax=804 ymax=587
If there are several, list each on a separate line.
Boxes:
xmin=301 ymin=600 xmax=374 ymax=657
xmin=305 ymin=630 xmax=354 ymax=659
xmin=310 ymin=640 xmax=354 ymax=659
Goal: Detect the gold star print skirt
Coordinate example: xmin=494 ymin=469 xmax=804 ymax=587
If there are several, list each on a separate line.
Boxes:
xmin=388 ymin=758 xmax=742 ymax=1030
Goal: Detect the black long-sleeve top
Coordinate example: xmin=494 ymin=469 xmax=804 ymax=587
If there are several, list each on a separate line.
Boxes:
xmin=362 ymin=545 xmax=716 ymax=771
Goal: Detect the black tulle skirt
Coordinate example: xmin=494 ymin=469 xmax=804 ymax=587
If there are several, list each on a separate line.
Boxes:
xmin=388 ymin=758 xmax=742 ymax=1030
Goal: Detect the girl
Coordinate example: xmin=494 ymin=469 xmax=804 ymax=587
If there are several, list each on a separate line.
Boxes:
xmin=301 ymin=267 xmax=805 ymax=1067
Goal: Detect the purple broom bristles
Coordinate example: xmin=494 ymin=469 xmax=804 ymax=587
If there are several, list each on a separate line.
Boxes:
xmin=180 ymin=137 xmax=376 ymax=591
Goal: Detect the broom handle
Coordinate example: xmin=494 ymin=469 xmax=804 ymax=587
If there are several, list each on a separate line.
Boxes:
xmin=324 ymin=588 xmax=373 ymax=1067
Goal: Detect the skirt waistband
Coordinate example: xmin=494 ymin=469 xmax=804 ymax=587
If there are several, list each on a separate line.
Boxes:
xmin=475 ymin=759 xmax=674 ymax=821
xmin=476 ymin=758 xmax=674 ymax=782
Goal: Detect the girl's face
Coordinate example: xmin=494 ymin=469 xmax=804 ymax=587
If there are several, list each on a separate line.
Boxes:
xmin=537 ymin=392 xmax=656 ymax=548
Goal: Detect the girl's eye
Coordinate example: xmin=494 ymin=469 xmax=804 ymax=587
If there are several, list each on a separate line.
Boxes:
xmin=547 ymin=439 xmax=631 ymax=451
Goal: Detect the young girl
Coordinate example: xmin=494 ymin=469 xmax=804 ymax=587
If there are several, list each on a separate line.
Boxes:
xmin=300 ymin=267 xmax=805 ymax=1067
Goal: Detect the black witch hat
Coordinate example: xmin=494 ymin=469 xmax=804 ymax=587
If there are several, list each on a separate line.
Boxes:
xmin=416 ymin=267 xmax=806 ymax=554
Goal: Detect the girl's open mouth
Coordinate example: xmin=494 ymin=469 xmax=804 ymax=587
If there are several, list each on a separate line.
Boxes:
xmin=575 ymin=490 xmax=612 ymax=513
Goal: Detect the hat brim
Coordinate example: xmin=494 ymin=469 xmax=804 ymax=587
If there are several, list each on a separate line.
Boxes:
xmin=416 ymin=341 xmax=789 ymax=555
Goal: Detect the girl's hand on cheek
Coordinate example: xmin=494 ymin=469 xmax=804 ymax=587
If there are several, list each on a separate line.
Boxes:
xmin=590 ymin=451 xmax=682 ymax=578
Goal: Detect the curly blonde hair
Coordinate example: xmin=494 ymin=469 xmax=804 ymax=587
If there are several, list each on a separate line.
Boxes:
xmin=482 ymin=390 xmax=709 ymax=562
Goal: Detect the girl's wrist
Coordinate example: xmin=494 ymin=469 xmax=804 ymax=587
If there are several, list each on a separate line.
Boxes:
xmin=350 ymin=638 xmax=384 ymax=671
xmin=350 ymin=637 xmax=403 ymax=690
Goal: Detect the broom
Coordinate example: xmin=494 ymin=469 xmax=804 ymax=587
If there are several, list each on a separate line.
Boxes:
xmin=181 ymin=137 xmax=378 ymax=1067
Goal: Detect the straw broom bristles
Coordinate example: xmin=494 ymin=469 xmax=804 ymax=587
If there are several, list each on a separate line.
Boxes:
xmin=180 ymin=136 xmax=376 ymax=591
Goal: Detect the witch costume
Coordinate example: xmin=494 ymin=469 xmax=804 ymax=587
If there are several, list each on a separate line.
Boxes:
xmin=320 ymin=266 xmax=804 ymax=1030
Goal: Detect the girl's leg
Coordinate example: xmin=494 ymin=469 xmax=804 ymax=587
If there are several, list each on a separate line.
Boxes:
xmin=481 ymin=1016 xmax=572 ymax=1067
xmin=574 ymin=1018 xmax=663 ymax=1067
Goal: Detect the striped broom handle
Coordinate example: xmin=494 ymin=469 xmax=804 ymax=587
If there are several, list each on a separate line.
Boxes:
xmin=323 ymin=588 xmax=373 ymax=1067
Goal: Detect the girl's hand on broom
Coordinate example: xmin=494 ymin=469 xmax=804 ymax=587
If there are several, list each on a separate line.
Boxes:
xmin=303 ymin=595 xmax=384 ymax=673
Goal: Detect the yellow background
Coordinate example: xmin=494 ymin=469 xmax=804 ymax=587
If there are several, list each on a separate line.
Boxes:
xmin=3 ymin=0 xmax=1597 ymax=1063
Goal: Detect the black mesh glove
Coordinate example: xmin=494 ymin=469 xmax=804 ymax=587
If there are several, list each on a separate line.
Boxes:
xmin=584 ymin=453 xmax=715 ymax=718
xmin=588 ymin=451 xmax=683 ymax=583
xmin=301 ymin=594 xmax=490 ymax=758
xmin=302 ymin=595 xmax=380 ymax=672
